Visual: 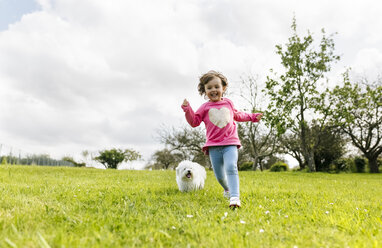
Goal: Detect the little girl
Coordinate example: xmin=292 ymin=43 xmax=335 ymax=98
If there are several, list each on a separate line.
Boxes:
xmin=181 ymin=70 xmax=262 ymax=208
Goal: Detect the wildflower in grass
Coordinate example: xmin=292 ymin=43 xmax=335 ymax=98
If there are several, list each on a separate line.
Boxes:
xmin=285 ymin=215 xmax=289 ymax=218
xmin=171 ymin=226 xmax=176 ymax=230
xmin=186 ymin=215 xmax=193 ymax=218
xmin=240 ymin=220 xmax=246 ymax=224
xmin=259 ymin=229 xmax=265 ymax=233
xmin=221 ymin=212 xmax=228 ymax=220
xmin=265 ymin=210 xmax=270 ymax=215
xmin=325 ymin=211 xmax=329 ymax=214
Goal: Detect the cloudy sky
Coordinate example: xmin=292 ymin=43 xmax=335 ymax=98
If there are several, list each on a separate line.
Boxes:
xmin=0 ymin=0 xmax=381 ymax=168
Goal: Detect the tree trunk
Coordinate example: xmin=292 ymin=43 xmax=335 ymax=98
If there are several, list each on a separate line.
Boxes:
xmin=306 ymin=150 xmax=316 ymax=172
xmin=302 ymin=146 xmax=316 ymax=172
xmin=300 ymin=119 xmax=316 ymax=172
xmin=252 ymin=156 xmax=259 ymax=171
xmin=367 ymin=156 xmax=380 ymax=173
xmin=296 ymin=156 xmax=305 ymax=170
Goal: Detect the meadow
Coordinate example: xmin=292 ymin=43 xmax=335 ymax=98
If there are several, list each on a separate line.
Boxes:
xmin=0 ymin=165 xmax=381 ymax=248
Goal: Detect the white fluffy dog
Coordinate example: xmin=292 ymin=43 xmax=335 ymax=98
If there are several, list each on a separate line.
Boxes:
xmin=176 ymin=160 xmax=206 ymax=192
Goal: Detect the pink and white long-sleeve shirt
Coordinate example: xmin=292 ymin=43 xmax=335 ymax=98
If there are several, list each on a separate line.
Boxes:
xmin=181 ymin=98 xmax=261 ymax=154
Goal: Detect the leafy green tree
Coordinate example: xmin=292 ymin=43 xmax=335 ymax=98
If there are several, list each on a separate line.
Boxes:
xmin=149 ymin=148 xmax=182 ymax=170
xmin=264 ymin=17 xmax=340 ymax=172
xmin=311 ymin=122 xmax=347 ymax=172
xmin=279 ymin=122 xmax=347 ymax=171
xmin=328 ymin=72 xmax=382 ymax=173
xmin=94 ymin=148 xmax=141 ymax=169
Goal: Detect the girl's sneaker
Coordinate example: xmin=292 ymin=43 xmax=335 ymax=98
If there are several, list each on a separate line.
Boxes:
xmin=229 ymin=197 xmax=241 ymax=208
xmin=223 ymin=190 xmax=230 ymax=199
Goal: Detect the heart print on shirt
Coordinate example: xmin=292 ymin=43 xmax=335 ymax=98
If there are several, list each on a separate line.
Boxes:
xmin=208 ymin=107 xmax=230 ymax=128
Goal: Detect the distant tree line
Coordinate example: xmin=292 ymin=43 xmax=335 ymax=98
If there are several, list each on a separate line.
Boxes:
xmin=0 ymin=148 xmax=142 ymax=170
xmin=0 ymin=154 xmax=74 ymax=166
xmin=148 ymin=17 xmax=382 ymax=173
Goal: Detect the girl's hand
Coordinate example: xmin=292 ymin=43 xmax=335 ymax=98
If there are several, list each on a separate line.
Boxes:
xmin=182 ymin=99 xmax=189 ymax=106
xmin=256 ymin=113 xmax=263 ymax=121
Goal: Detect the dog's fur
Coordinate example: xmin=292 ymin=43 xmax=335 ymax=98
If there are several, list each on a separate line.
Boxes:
xmin=176 ymin=160 xmax=206 ymax=192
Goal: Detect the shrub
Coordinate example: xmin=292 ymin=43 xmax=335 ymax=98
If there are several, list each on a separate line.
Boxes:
xmin=330 ymin=158 xmax=350 ymax=173
xmin=270 ymin=161 xmax=288 ymax=172
xmin=343 ymin=158 xmax=357 ymax=173
xmin=239 ymin=161 xmax=254 ymax=171
xmin=292 ymin=167 xmax=302 ymax=172
xmin=1 ymin=157 xmax=7 ymax=165
xmin=354 ymin=157 xmax=366 ymax=173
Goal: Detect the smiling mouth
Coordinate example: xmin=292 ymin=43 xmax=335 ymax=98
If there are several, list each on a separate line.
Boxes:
xmin=186 ymin=172 xmax=192 ymax=178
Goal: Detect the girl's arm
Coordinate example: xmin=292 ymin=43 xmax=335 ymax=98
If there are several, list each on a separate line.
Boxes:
xmin=181 ymin=99 xmax=203 ymax=127
xmin=228 ymin=98 xmax=262 ymax=122
xmin=233 ymin=109 xmax=262 ymax=123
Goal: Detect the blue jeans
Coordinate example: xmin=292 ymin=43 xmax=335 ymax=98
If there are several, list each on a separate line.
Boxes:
xmin=208 ymin=145 xmax=239 ymax=198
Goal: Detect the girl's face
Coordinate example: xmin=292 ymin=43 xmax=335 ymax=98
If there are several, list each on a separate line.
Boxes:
xmin=204 ymin=77 xmax=226 ymax=102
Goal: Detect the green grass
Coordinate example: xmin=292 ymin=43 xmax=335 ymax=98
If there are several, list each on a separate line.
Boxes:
xmin=0 ymin=165 xmax=381 ymax=247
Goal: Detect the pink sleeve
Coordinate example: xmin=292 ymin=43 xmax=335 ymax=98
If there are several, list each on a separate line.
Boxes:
xmin=227 ymin=99 xmax=261 ymax=122
xmin=181 ymin=103 xmax=204 ymax=127
xmin=233 ymin=109 xmax=261 ymax=122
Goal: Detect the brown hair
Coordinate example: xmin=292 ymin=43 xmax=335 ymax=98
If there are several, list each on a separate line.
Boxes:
xmin=198 ymin=70 xmax=228 ymax=96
